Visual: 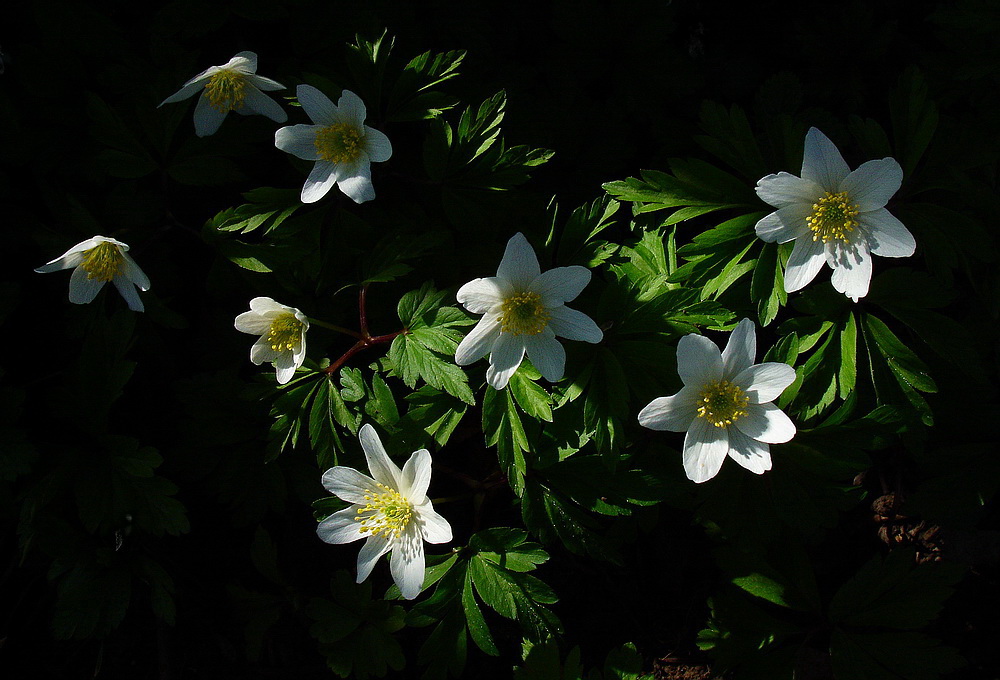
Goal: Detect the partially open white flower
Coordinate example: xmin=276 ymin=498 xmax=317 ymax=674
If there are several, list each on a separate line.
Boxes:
xmin=455 ymin=232 xmax=603 ymax=390
xmin=159 ymin=51 xmax=287 ymax=137
xmin=755 ymin=127 xmax=916 ymax=301
xmin=318 ymin=424 xmax=453 ymax=600
xmin=234 ymin=297 xmax=309 ymax=385
xmin=638 ymin=319 xmax=797 ymax=483
xmin=35 ymin=235 xmax=150 ymax=312
xmin=274 ymin=85 xmax=392 ymax=204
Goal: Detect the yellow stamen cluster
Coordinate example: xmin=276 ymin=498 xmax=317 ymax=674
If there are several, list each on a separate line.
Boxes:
xmin=499 ymin=292 xmax=550 ymax=336
xmin=807 ymin=191 xmax=860 ymax=243
xmin=266 ymin=315 xmax=304 ymax=352
xmin=314 ymin=123 xmax=364 ymax=163
xmin=354 ymin=482 xmax=413 ymax=539
xmin=204 ymin=69 xmax=247 ymax=112
xmin=80 ymin=242 xmax=125 ymax=282
xmin=697 ymin=380 xmax=750 ymax=428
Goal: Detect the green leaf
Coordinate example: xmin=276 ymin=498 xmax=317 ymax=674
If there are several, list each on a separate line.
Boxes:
xmin=461 ymin=569 xmax=498 ymax=655
xmin=482 ymin=388 xmax=529 ymax=495
xmin=831 ymin=630 xmax=964 ymax=680
xmin=509 ymin=369 xmax=553 ymax=422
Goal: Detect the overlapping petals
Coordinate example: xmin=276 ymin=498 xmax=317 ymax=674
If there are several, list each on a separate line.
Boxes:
xmin=35 ymin=235 xmax=150 ymax=312
xmin=234 ymin=297 xmax=309 ymax=385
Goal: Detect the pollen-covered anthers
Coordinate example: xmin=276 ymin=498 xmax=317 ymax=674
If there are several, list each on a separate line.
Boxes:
xmin=314 ymin=123 xmax=364 ymax=163
xmin=205 ymin=69 xmax=247 ymax=112
xmin=266 ymin=315 xmax=303 ymax=352
xmin=354 ymin=483 xmax=413 ymax=540
xmin=808 ymin=191 xmax=860 ymax=243
xmin=80 ymin=242 xmax=125 ymax=282
xmin=696 ymin=380 xmax=750 ymax=427
xmin=499 ymin=292 xmax=550 ymax=336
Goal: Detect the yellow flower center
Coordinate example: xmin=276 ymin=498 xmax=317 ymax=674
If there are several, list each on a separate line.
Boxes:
xmin=204 ymin=69 xmax=247 ymax=112
xmin=697 ymin=380 xmax=750 ymax=427
xmin=314 ymin=123 xmax=364 ymax=163
xmin=499 ymin=292 xmax=550 ymax=336
xmin=266 ymin=315 xmax=304 ymax=352
xmin=355 ymin=482 xmax=413 ymax=540
xmin=80 ymin=242 xmax=125 ymax=282
xmin=807 ymin=191 xmax=860 ymax=243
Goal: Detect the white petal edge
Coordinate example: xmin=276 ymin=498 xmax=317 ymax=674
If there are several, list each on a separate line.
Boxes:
xmin=275 ymin=125 xmax=322 ymax=161
xmin=456 ymin=277 xmax=506 ymax=314
xmin=389 ymin=527 xmax=425 ymax=600
xmin=317 ymin=506 xmax=366 ymax=544
xmin=547 ymin=305 xmax=603 ymax=343
xmin=721 ymin=318 xmax=756 ymax=378
xmin=734 ymin=402 xmax=796 ymax=444
xmin=839 ymin=157 xmax=903 ymax=212
xmin=359 ymin=424 xmax=402 ymax=490
xmin=415 ymin=502 xmax=452 ymax=544
xmin=356 ymin=535 xmax=392 ymax=583
xmin=783 ymin=236 xmax=826 ymax=293
xmin=486 ymin=333 xmax=526 ymax=390
xmin=364 ymin=126 xmax=393 ymax=163
xmin=455 ymin=313 xmax=502 ymax=365
xmin=637 ymin=385 xmax=698 ymax=432
xmin=755 ymin=203 xmax=812 ymax=244
xmin=801 ymin=127 xmax=850 ymax=190
xmin=337 ymin=89 xmax=368 ymax=128
xmin=523 ymin=331 xmax=566 ymax=382
xmin=755 ymin=172 xmax=823 ymax=209
xmin=531 ymin=265 xmax=591 ymax=305
xmin=726 ymin=427 xmax=773 ymax=474
xmin=301 ymin=161 xmax=338 ymax=203
xmin=829 ymin=242 xmax=873 ymax=302
xmin=297 ymin=84 xmax=337 ymax=125
xmin=732 ymin=362 xmax=796 ymax=404
xmin=240 ymin=87 xmax=287 ymax=123
xmin=321 ymin=466 xmax=379 ymax=504
xmin=68 ymin=267 xmax=105 ymax=304
xmin=113 ymin=277 xmax=144 ymax=312
xmin=399 ymin=448 xmax=432 ymax=501
xmin=859 ymin=208 xmax=916 ymax=258
xmin=335 ymin=157 xmax=375 ymax=204
xmin=676 ymin=333 xmax=723 ymax=387
xmin=496 ymin=233 xmax=541 ymax=290
xmin=682 ymin=418 xmax=729 ymax=484
xmin=193 ymin=94 xmax=227 ymax=137
xmin=122 ymin=255 xmax=150 ymax=291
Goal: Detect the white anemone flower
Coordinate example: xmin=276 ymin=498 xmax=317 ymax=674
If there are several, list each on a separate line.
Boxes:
xmin=638 ymin=319 xmax=797 ymax=483
xmin=34 ymin=235 xmax=150 ymax=312
xmin=159 ymin=51 xmax=287 ymax=137
xmin=274 ymin=85 xmax=392 ymax=204
xmin=317 ymin=424 xmax=453 ymax=600
xmin=455 ymin=232 xmax=604 ymax=390
xmin=754 ymin=127 xmax=916 ymax=301
xmin=234 ymin=297 xmax=309 ymax=385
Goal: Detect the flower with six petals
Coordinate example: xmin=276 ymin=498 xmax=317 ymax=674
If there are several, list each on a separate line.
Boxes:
xmin=234 ymin=297 xmax=309 ymax=385
xmin=34 ymin=235 xmax=150 ymax=312
xmin=455 ymin=232 xmax=603 ymax=390
xmin=638 ymin=319 xmax=797 ymax=483
xmin=317 ymin=424 xmax=453 ymax=600
xmin=274 ymin=85 xmax=392 ymax=204
xmin=159 ymin=51 xmax=287 ymax=137
xmin=754 ymin=127 xmax=916 ymax=301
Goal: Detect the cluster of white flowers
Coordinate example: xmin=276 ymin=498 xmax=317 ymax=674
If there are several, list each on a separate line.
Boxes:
xmin=32 ymin=49 xmax=923 ymax=599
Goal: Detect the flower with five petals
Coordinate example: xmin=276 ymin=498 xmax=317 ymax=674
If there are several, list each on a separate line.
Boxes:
xmin=638 ymin=319 xmax=796 ymax=483
xmin=34 ymin=235 xmax=150 ymax=312
xmin=274 ymin=85 xmax=392 ymax=204
xmin=159 ymin=51 xmax=287 ymax=137
xmin=234 ymin=297 xmax=309 ymax=385
xmin=755 ymin=127 xmax=916 ymax=301
xmin=317 ymin=424 xmax=453 ymax=600
xmin=455 ymin=232 xmax=603 ymax=390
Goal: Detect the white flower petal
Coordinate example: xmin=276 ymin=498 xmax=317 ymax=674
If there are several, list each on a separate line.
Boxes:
xmin=364 ymin=126 xmax=393 ymax=163
xmin=159 ymin=80 xmax=205 ymax=106
xmin=457 ymin=277 xmax=506 ymax=314
xmin=455 ymin=313 xmax=502 ymax=365
xmin=273 ymin=354 xmax=297 ymax=384
xmin=801 ymin=127 xmax=850 ymax=190
xmin=547 ymin=305 xmax=603 ymax=343
xmin=487 ymin=333 xmax=526 ymax=390
xmin=122 ymin=255 xmax=150 ymax=291
xmin=389 ymin=526 xmax=425 ymax=600
xmin=829 ymin=241 xmax=873 ymax=302
xmin=250 ymin=337 xmax=278 ymax=365
xmin=297 ymin=84 xmax=337 ymax=125
xmin=239 ymin=87 xmax=287 ymax=123
xmin=783 ymin=236 xmax=826 ymax=293
xmin=839 ymin=158 xmax=902 ymax=212
xmin=399 ymin=448 xmax=432 ymax=500
xmin=414 ymin=502 xmax=452 ymax=544
xmin=337 ymin=89 xmax=368 ymax=128
xmin=496 ymin=233 xmax=541 ymax=290
xmin=335 ymin=156 xmax=375 ymax=204
xmin=249 ymin=296 xmax=285 ymax=314
xmin=732 ymin=362 xmax=796 ymax=404
xmin=112 ymin=277 xmax=144 ymax=312
xmin=682 ymin=418 xmax=729 ymax=483
xmin=531 ymin=265 xmax=591 ymax=305
xmin=755 ymin=172 xmax=823 ymax=208
xmin=247 ymin=74 xmax=285 ymax=92
xmin=228 ymin=51 xmax=258 ymax=73
xmin=317 ymin=506 xmax=366 ymax=544
xmin=301 ymin=160 xmax=338 ymax=203
xmin=721 ymin=318 xmax=756 ymax=378
xmin=755 ymin=203 xmax=812 ymax=244
xmin=275 ymin=125 xmax=322 ymax=161
xmin=235 ymin=311 xmax=271 ymax=334
xmin=734 ymin=403 xmax=796 ymax=444
xmin=637 ymin=385 xmax=699 ymax=432
xmin=35 ymin=250 xmax=85 ymax=273
xmin=68 ymin=267 xmax=105 ymax=304
xmin=523 ymin=331 xmax=566 ymax=382
xmin=359 ymin=424 xmax=403 ymax=490
xmin=356 ymin=535 xmax=392 ymax=582
xmin=726 ymin=427 xmax=772 ymax=474
xmin=859 ymin=208 xmax=916 ymax=258
xmin=193 ymin=93 xmax=227 ymax=137
xmin=321 ymin=466 xmax=379 ymax=504
xmin=676 ymin=333 xmax=723 ymax=387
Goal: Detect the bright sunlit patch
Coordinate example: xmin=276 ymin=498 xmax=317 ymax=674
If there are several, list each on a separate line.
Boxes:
xmin=808 ymin=191 xmax=859 ymax=243
xmin=696 ymin=379 xmax=750 ymax=427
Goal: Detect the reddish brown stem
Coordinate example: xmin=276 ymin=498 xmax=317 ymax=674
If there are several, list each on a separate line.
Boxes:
xmin=322 ymin=285 xmax=406 ymax=374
